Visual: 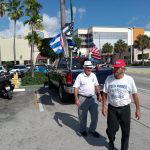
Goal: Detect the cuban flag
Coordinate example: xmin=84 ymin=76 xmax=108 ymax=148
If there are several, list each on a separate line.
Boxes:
xmin=49 ymin=33 xmax=64 ymax=54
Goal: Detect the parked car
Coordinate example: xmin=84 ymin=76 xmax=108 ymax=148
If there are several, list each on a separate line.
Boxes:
xmin=48 ymin=57 xmax=113 ymax=103
xmin=34 ymin=65 xmax=48 ymax=75
xmin=0 ymin=66 xmax=7 ymax=73
xmin=9 ymin=65 xmax=28 ymax=78
xmin=26 ymin=64 xmax=31 ymax=70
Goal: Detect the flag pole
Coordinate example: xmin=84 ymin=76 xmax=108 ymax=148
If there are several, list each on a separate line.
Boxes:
xmin=60 ymin=0 xmax=69 ymax=57
xmin=70 ymin=0 xmax=73 ymax=70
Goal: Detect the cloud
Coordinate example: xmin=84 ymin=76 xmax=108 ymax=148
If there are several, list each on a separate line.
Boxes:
xmin=0 ymin=5 xmax=83 ymax=38
xmin=65 ymin=6 xmax=77 ymax=22
xmin=127 ymin=16 xmax=139 ymax=25
xmin=0 ymin=19 xmax=30 ymax=38
xmin=0 ymin=14 xmax=61 ymax=38
xmin=42 ymin=13 xmax=60 ymax=36
xmin=78 ymin=8 xmax=86 ymax=19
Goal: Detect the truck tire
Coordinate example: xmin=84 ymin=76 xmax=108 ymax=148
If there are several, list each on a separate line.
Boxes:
xmin=48 ymin=77 xmax=54 ymax=89
xmin=58 ymin=84 xmax=69 ymax=103
xmin=48 ymin=80 xmax=54 ymax=89
xmin=7 ymin=91 xmax=12 ymax=100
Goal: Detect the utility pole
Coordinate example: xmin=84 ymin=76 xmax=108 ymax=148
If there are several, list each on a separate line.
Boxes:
xmin=128 ymin=27 xmax=134 ymax=64
xmin=0 ymin=46 xmax=1 ymax=65
xmin=60 ymin=0 xmax=69 ymax=57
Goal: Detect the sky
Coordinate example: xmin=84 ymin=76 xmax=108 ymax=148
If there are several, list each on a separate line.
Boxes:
xmin=1 ymin=0 xmax=150 ymax=38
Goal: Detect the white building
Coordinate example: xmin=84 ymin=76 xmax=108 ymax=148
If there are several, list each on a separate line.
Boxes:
xmin=74 ymin=26 xmax=150 ymax=63
xmin=0 ymin=30 xmax=49 ymax=65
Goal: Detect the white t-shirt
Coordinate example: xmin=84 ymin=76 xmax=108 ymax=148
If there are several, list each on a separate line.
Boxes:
xmin=73 ymin=72 xmax=99 ymax=96
xmin=103 ymin=74 xmax=137 ymax=107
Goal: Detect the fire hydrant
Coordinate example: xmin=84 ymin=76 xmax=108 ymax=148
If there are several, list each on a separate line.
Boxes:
xmin=12 ymin=72 xmax=19 ymax=88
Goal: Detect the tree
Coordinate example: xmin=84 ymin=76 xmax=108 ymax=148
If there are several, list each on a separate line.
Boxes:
xmin=0 ymin=0 xmax=6 ymax=18
xmin=114 ymin=39 xmax=128 ymax=58
xmin=0 ymin=0 xmax=6 ymax=65
xmin=38 ymin=38 xmax=63 ymax=63
xmin=25 ymin=31 xmax=41 ymax=48
xmin=74 ymin=37 xmax=82 ymax=49
xmin=7 ymin=0 xmax=24 ymax=65
xmin=102 ymin=43 xmax=113 ymax=53
xmin=24 ymin=0 xmax=43 ymax=77
xmin=134 ymin=34 xmax=150 ymax=65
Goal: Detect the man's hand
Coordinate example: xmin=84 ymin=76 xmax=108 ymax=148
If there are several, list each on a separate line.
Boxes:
xmin=102 ymin=105 xmax=107 ymax=117
xmin=135 ymin=109 xmax=141 ymax=120
xmin=75 ymin=98 xmax=80 ymax=107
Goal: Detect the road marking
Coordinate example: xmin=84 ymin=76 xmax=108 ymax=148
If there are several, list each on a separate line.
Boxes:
xmin=37 ymin=92 xmax=44 ymax=112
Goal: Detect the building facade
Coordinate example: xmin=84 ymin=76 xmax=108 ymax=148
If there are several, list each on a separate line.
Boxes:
xmin=0 ymin=30 xmax=49 ymax=65
xmin=74 ymin=26 xmax=150 ymax=63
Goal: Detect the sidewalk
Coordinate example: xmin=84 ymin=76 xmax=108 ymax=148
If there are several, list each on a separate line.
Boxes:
xmin=126 ymin=67 xmax=150 ymax=74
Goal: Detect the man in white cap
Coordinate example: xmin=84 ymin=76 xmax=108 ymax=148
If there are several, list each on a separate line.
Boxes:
xmin=73 ymin=60 xmax=102 ymax=137
xmin=102 ymin=59 xmax=141 ymax=150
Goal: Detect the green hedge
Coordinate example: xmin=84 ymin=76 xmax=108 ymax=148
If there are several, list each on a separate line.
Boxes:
xmin=22 ymin=72 xmax=48 ymax=86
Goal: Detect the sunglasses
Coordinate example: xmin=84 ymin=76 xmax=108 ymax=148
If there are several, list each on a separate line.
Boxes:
xmin=85 ymin=67 xmax=92 ymax=69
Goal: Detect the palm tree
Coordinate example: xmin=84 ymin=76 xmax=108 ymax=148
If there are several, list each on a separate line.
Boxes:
xmin=0 ymin=0 xmax=6 ymax=18
xmin=0 ymin=0 xmax=6 ymax=65
xmin=25 ymin=31 xmax=42 ymax=48
xmin=114 ymin=39 xmax=128 ymax=58
xmin=7 ymin=0 xmax=24 ymax=65
xmin=24 ymin=0 xmax=43 ymax=77
xmin=134 ymin=34 xmax=150 ymax=66
xmin=102 ymin=43 xmax=113 ymax=53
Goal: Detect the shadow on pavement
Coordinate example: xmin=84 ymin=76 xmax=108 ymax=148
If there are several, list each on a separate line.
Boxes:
xmin=37 ymin=86 xmax=54 ymax=105
xmin=53 ymin=112 xmax=110 ymax=148
xmin=38 ymin=86 xmax=74 ymax=105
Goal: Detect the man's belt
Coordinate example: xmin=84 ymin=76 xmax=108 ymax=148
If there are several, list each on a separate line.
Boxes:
xmin=78 ymin=94 xmax=93 ymax=98
xmin=108 ymin=104 xmax=130 ymax=109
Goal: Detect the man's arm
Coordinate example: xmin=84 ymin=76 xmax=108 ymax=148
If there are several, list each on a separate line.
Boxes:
xmin=102 ymin=92 xmax=108 ymax=117
xmin=95 ymin=85 xmax=102 ymax=102
xmin=74 ymin=87 xmax=80 ymax=106
xmin=132 ymin=93 xmax=141 ymax=120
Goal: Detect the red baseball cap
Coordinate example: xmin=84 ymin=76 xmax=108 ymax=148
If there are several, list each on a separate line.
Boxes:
xmin=113 ymin=59 xmax=126 ymax=68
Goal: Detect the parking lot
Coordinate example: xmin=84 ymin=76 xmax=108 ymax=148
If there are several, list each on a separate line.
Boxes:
xmin=0 ymin=85 xmax=150 ymax=150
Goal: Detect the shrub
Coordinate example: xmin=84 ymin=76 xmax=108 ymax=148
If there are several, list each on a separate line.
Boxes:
xmin=21 ymin=72 xmax=48 ymax=86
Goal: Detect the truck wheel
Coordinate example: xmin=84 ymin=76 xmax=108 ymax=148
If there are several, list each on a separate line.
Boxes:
xmin=7 ymin=91 xmax=12 ymax=100
xmin=58 ymin=85 xmax=68 ymax=103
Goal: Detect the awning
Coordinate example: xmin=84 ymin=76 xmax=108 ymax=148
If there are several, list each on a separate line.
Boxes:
xmin=36 ymin=53 xmax=48 ymax=60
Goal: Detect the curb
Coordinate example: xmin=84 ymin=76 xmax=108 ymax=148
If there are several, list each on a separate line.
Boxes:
xmin=13 ymin=88 xmax=26 ymax=92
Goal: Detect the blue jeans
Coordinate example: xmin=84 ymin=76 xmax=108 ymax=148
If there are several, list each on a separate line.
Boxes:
xmin=78 ymin=95 xmax=99 ymax=133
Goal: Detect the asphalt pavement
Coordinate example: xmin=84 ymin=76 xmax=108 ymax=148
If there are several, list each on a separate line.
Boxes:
xmin=0 ymin=85 xmax=150 ymax=150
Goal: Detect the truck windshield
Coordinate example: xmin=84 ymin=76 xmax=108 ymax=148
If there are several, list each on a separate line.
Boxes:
xmin=67 ymin=58 xmax=84 ymax=70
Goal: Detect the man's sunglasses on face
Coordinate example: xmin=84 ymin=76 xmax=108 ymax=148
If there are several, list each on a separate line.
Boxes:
xmin=85 ymin=67 xmax=92 ymax=70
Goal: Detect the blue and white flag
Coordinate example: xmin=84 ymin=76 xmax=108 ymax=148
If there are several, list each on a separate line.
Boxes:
xmin=62 ymin=22 xmax=79 ymax=54
xmin=49 ymin=33 xmax=64 ymax=54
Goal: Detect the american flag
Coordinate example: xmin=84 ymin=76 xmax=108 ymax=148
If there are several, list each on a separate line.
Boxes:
xmin=89 ymin=43 xmax=101 ymax=60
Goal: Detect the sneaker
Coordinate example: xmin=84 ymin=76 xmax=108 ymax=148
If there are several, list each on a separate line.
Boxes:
xmin=80 ymin=131 xmax=88 ymax=137
xmin=88 ymin=131 xmax=100 ymax=138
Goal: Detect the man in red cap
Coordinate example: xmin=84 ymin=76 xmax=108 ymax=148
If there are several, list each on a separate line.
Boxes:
xmin=102 ymin=59 xmax=141 ymax=150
